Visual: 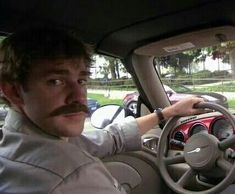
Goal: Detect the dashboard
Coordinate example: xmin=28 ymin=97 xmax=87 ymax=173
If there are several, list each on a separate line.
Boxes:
xmin=142 ymin=111 xmax=235 ymax=152
xmin=170 ymin=111 xmax=235 ymax=149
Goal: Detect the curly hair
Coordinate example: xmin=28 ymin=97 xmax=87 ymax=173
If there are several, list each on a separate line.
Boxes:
xmin=0 ymin=28 xmax=92 ymax=84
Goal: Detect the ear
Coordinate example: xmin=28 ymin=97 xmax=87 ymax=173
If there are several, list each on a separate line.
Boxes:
xmin=0 ymin=82 xmax=24 ymax=107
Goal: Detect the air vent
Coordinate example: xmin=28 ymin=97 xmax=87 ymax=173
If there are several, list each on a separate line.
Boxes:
xmin=174 ymin=131 xmax=184 ymax=142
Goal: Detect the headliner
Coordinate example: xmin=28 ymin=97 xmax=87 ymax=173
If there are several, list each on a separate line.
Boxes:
xmin=1 ymin=0 xmax=235 ymax=58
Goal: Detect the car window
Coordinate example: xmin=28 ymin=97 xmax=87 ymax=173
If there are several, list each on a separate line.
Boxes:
xmin=88 ymin=55 xmax=134 ymax=108
xmin=86 ymin=55 xmax=135 ymax=130
xmin=154 ymin=40 xmax=235 ymax=109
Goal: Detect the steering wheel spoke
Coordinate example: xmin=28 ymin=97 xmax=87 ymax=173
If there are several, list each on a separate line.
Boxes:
xmin=163 ymin=154 xmax=185 ymax=165
xmin=219 ymin=137 xmax=235 ymax=150
xmin=217 ymin=158 xmax=233 ymax=173
xmin=177 ymin=167 xmax=196 ymax=188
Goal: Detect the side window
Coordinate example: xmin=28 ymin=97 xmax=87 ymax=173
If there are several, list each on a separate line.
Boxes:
xmin=85 ymin=55 xmax=136 ymax=131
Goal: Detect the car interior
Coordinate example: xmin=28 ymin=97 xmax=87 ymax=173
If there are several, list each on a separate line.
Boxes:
xmin=1 ymin=0 xmax=235 ymax=194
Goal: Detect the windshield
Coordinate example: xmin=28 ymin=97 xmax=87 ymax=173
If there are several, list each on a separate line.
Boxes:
xmin=155 ymin=40 xmax=235 ymax=109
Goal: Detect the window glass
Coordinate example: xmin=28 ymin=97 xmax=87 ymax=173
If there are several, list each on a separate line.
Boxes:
xmin=86 ymin=55 xmax=135 ymax=131
xmin=155 ymin=41 xmax=235 ymax=110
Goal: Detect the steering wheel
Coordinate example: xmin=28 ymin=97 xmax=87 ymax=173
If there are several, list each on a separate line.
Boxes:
xmin=157 ymin=102 xmax=235 ymax=194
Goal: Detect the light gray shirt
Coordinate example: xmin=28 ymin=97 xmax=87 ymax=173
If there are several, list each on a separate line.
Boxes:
xmin=0 ymin=109 xmax=141 ymax=194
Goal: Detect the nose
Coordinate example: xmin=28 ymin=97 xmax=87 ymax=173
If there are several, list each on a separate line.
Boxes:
xmin=65 ymin=83 xmax=87 ymax=105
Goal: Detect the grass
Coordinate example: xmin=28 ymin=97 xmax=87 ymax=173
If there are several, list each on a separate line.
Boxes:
xmin=88 ymin=93 xmax=122 ymax=106
xmin=228 ymin=99 xmax=235 ymax=109
xmin=195 ymin=84 xmax=235 ymax=92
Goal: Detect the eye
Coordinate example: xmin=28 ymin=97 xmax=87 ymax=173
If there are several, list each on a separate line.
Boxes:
xmin=78 ymin=79 xmax=87 ymax=85
xmin=47 ymin=79 xmax=64 ymax=86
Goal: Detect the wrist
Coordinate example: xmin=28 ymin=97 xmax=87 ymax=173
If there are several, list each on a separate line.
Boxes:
xmin=162 ymin=106 xmax=175 ymax=120
xmin=154 ymin=108 xmax=165 ymax=123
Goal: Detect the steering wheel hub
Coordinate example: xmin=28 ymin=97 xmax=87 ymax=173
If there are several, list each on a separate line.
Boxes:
xmin=184 ymin=133 xmax=220 ymax=171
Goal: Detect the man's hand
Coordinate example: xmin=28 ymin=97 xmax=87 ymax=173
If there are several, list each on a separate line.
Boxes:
xmin=162 ymin=96 xmax=206 ymax=120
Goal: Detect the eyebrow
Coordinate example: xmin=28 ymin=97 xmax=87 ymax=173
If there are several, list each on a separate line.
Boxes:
xmin=43 ymin=69 xmax=91 ymax=77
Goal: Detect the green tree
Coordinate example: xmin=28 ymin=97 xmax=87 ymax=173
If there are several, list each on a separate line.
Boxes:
xmin=103 ymin=56 xmax=123 ymax=79
xmin=210 ymin=42 xmax=235 ymax=74
xmin=157 ymin=52 xmax=196 ymax=75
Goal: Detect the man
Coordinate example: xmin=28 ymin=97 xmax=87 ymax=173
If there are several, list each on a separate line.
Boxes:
xmin=0 ymin=28 xmax=204 ymax=193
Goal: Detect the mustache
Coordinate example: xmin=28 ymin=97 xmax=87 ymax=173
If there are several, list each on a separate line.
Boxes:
xmin=50 ymin=103 xmax=89 ymax=117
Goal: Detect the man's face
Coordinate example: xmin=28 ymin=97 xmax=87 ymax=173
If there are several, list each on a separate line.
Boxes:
xmin=18 ymin=58 xmax=90 ymax=137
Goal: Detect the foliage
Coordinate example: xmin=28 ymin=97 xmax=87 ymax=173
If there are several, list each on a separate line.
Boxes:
xmin=157 ymin=52 xmax=194 ymax=74
xmin=156 ymin=48 xmax=212 ymax=74
xmin=195 ymin=82 xmax=235 ymax=92
xmin=94 ymin=54 xmax=126 ymax=80
xmin=192 ymin=70 xmax=211 ymax=78
xmin=87 ymin=93 xmax=122 ymax=105
xmin=163 ymin=73 xmax=193 ymax=85
xmin=211 ymin=41 xmax=235 ymax=64
xmin=189 ymin=48 xmax=208 ymax=64
xmin=88 ymin=78 xmax=135 ymax=90
xmin=228 ymin=99 xmax=235 ymax=108
xmin=211 ymin=70 xmax=230 ymax=78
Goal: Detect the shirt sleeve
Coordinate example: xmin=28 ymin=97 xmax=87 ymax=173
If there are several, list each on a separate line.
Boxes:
xmin=69 ymin=116 xmax=142 ymax=158
xmin=51 ymin=161 xmax=127 ymax=194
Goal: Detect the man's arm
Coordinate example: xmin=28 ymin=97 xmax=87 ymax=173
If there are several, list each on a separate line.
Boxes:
xmin=70 ymin=97 xmax=204 ymax=157
xmin=136 ymin=96 xmax=205 ymax=135
xmin=70 ymin=116 xmax=141 ymax=158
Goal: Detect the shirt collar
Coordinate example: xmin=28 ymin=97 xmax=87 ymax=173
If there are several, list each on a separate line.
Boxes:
xmin=3 ymin=108 xmax=63 ymax=140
